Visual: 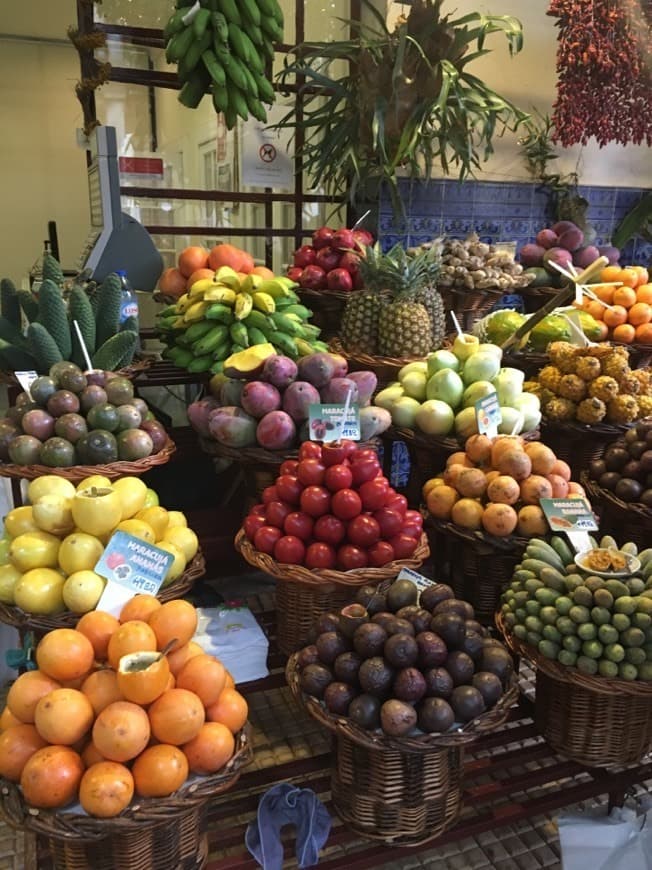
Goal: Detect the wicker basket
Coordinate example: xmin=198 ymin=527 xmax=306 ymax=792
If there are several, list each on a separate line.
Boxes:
xmin=0 ymin=550 xmax=206 ymax=635
xmin=286 ymin=654 xmax=517 ymax=845
xmin=0 ymin=438 xmax=176 ymax=483
xmin=517 ymin=284 xmax=561 ymax=314
xmin=501 ymin=349 xmax=549 ymax=380
xmin=296 ymin=288 xmax=353 ymax=341
xmin=581 ymin=473 xmax=651 ymax=552
xmin=235 ymin=528 xmax=429 ymax=654
xmin=444 ymin=286 xmax=505 ymax=332
xmin=0 ymin=359 xmax=154 ymax=389
xmin=0 ymin=728 xmax=252 ymax=870
xmin=539 ymin=420 xmax=627 ymax=482
xmin=498 ymin=614 xmax=652 ymax=766
xmin=424 ymin=516 xmax=528 ymax=624
xmin=328 ymin=339 xmax=423 ymax=391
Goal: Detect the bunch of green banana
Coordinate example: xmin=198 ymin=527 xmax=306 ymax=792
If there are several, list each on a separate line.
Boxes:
xmin=164 ymin=0 xmax=283 ymax=128
xmin=157 ymin=265 xmax=327 ymax=374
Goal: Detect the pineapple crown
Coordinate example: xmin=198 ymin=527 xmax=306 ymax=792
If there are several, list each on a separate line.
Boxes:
xmin=358 ymin=241 xmax=442 ymax=296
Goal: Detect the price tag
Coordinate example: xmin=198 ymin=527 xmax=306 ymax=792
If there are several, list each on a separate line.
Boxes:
xmin=397 ymin=567 xmax=434 ymax=593
xmin=565 ymin=311 xmax=590 ymax=347
xmin=14 ymin=371 xmax=38 ymax=398
xmin=308 ymin=403 xmax=360 ymax=442
xmin=95 ymin=531 xmax=174 ymax=617
xmin=475 ymin=394 xmax=501 ymax=438
xmin=540 ymin=497 xmax=597 ymax=553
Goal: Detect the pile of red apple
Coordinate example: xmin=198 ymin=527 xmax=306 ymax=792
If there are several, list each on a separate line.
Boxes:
xmin=242 ymin=439 xmax=423 ymax=571
xmin=287 ymin=226 xmax=374 ymax=293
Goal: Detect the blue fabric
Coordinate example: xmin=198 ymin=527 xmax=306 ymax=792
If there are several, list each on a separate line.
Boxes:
xmin=245 ymin=783 xmax=331 ymax=870
xmin=5 ymin=632 xmax=36 ymax=671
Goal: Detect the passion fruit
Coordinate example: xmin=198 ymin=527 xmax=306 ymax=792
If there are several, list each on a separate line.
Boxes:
xmin=348 ymin=694 xmax=381 ymax=729
xmin=49 ymin=361 xmax=80 ymax=386
xmin=30 ymin=377 xmax=57 ymax=406
xmin=86 ymin=404 xmax=120 ymax=433
xmin=54 ymin=413 xmax=88 ymax=444
xmin=358 ymin=657 xmax=394 ymax=698
xmin=333 ymin=651 xmax=363 ymax=685
xmin=115 ymin=405 xmax=142 ymax=432
xmin=315 ymin=631 xmax=349 ymax=665
xmin=324 ymin=682 xmax=357 ymax=715
xmin=79 ymin=386 xmax=108 ymax=414
xmin=296 ymin=645 xmax=319 ymax=668
xmin=450 ymin=685 xmax=486 ymax=723
xmin=415 ymin=631 xmax=447 ymax=668
xmin=352 ymin=622 xmax=387 ymax=658
xmin=419 ymin=583 xmax=454 ymax=612
xmin=417 ymin=697 xmax=455 ymax=733
xmin=76 ymin=430 xmax=118 ymax=465
xmin=21 ymin=410 xmax=55 ymax=441
xmin=0 ymin=420 xmax=20 ymax=460
xmin=384 ymin=633 xmax=418 ymax=668
xmin=116 ymin=429 xmax=153 ymax=461
xmin=8 ymin=435 xmax=42 ymax=465
xmin=105 ymin=377 xmax=134 ymax=406
xmin=46 ymin=390 xmax=80 ymax=418
xmin=139 ymin=420 xmax=167 ymax=454
xmin=380 ymin=699 xmax=417 ymax=736
xmin=299 ymin=663 xmax=333 ymax=699
xmin=472 ymin=672 xmax=503 ymax=707
xmin=39 ymin=438 xmax=76 ymax=468
xmin=392 ymin=667 xmax=427 ymax=702
xmin=58 ymin=368 xmax=87 ymax=394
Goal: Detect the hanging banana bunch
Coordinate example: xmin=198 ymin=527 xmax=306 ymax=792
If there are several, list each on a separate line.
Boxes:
xmin=164 ymin=0 xmax=283 ymax=128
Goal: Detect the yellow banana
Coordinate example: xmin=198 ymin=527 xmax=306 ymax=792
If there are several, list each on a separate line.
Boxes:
xmin=234 ymin=292 xmax=253 ymax=321
xmin=204 ymin=287 xmax=237 ymax=305
xmin=184 ymin=301 xmax=210 ymax=322
xmin=240 ymin=274 xmax=263 ymax=293
xmin=283 ymin=311 xmax=302 ymax=323
xmin=176 ymin=293 xmax=191 ymax=313
xmin=252 ymin=291 xmax=275 ymax=314
xmin=188 ymin=277 xmax=217 ymax=297
xmin=215 ymin=266 xmax=241 ymax=289
xmin=256 ymin=278 xmax=292 ymax=299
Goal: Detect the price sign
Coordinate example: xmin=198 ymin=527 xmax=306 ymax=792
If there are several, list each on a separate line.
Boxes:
xmin=540 ymin=497 xmax=598 ymax=553
xmin=95 ymin=531 xmax=174 ymax=616
xmin=308 ymin=403 xmax=360 ymax=442
xmin=15 ymin=371 xmax=38 ymax=398
xmin=475 ymin=394 xmax=501 ymax=438
xmin=397 ymin=567 xmax=434 ymax=593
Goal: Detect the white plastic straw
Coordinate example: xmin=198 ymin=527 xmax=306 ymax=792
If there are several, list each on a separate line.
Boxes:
xmin=450 ymin=310 xmax=464 ymax=341
xmin=340 ymin=386 xmax=353 ymax=440
xmin=73 ymin=320 xmax=94 ymax=372
xmin=510 ymin=413 xmax=524 ymax=436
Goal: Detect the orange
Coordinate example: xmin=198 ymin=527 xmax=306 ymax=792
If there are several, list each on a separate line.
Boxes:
xmin=107 ymin=620 xmax=157 ymax=670
xmin=81 ymin=669 xmax=124 ymax=716
xmin=0 ymin=724 xmax=48 ymax=782
xmin=592 ymin=284 xmax=615 ymax=305
xmin=612 ymin=323 xmax=636 ymax=343
xmin=635 ymin=323 xmax=652 ymax=344
xmin=251 ymin=265 xmax=275 ymax=279
xmin=618 ymin=267 xmax=639 ymax=288
xmin=224 ymin=672 xmax=235 ymax=689
xmin=81 ymin=740 xmax=106 ymax=768
xmin=132 ymin=744 xmax=188 ymax=797
xmin=208 ymin=243 xmax=253 ymax=274
xmin=600 ymin=265 xmax=622 ymax=283
xmin=20 ymin=745 xmax=84 ymax=809
xmin=76 ymin=611 xmax=120 ymax=662
xmin=79 ymin=761 xmax=134 ymax=818
xmin=119 ymin=594 xmax=161 ymax=624
xmin=158 ymin=267 xmax=187 ymax=299
xmin=613 ymin=286 xmax=637 ymax=308
xmin=148 ymin=600 xmax=198 ymax=653
xmin=6 ymin=671 xmax=61 ymax=723
xmin=0 ymin=706 xmax=23 ymax=730
xmin=36 ymin=629 xmax=95 ymax=683
xmin=584 ymin=300 xmax=606 ymax=320
xmin=176 ymin=655 xmax=226 ymax=707
xmin=182 ymin=722 xmax=234 ymax=775
xmin=631 ymin=266 xmax=649 ymax=286
xmin=117 ymin=652 xmax=170 ymax=706
xmin=148 ymin=689 xmax=205 ymax=745
xmin=166 ymin=640 xmax=204 ymax=678
xmin=603 ymin=305 xmax=628 ymax=328
xmin=93 ymin=701 xmax=151 ymax=763
xmin=34 ymin=688 xmax=94 ymax=746
xmin=595 ymin=321 xmax=609 ymax=340
xmin=186 ymin=267 xmax=215 ymax=289
xmin=636 ymin=283 xmax=652 ymax=304
xmin=178 ymin=246 xmax=209 ymax=278
xmin=205 ymin=687 xmax=248 ymax=734
xmin=628 ymin=302 xmax=652 ymax=326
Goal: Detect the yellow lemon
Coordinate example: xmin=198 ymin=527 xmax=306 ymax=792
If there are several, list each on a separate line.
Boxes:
xmin=76 ymin=475 xmax=112 ymax=493
xmin=4 ymin=506 xmax=39 ymax=538
xmin=32 ymin=496 xmax=75 ymax=537
xmin=135 ymin=507 xmax=169 ymax=541
xmin=58 ymin=532 xmax=104 ymax=575
xmin=162 ymin=526 xmax=198 ymax=561
xmin=27 ymin=476 xmax=76 ymax=504
xmin=14 ymin=568 xmax=65 ymax=615
xmin=116 ymin=519 xmax=156 ymax=544
xmin=166 ymin=511 xmax=187 ymax=529
xmin=143 ymin=488 xmax=160 ymax=507
xmin=72 ymin=487 xmax=122 ymax=537
xmin=111 ymin=477 xmax=148 ymax=521
xmin=0 ymin=538 xmax=11 ymax=567
xmin=156 ymin=541 xmax=186 ymax=587
xmin=9 ymin=531 xmax=60 ymax=572
xmin=62 ymin=570 xmax=106 ymax=613
xmin=0 ymin=564 xmax=21 ymax=604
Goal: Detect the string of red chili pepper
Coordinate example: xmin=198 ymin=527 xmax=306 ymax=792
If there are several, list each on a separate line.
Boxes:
xmin=547 ymin=0 xmax=652 ymax=147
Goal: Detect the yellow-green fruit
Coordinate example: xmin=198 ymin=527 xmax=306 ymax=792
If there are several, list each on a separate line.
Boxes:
xmin=162 ymin=526 xmax=198 ymax=561
xmin=4 ymin=506 xmax=39 ymax=538
xmin=32 ymin=496 xmax=75 ymax=537
xmin=72 ymin=487 xmax=123 ymax=537
xmin=135 ymin=507 xmax=169 ymax=541
xmin=75 ymin=475 xmax=113 ymax=493
xmin=111 ymin=477 xmax=148 ymax=520
xmin=27 ymin=475 xmax=76 ymax=504
xmin=58 ymin=533 xmax=104 ymax=576
xmin=143 ymin=489 xmax=160 ymax=508
xmin=116 ymin=519 xmax=156 ymax=544
xmin=0 ymin=564 xmax=21 ymax=604
xmin=0 ymin=538 xmax=11 ymax=566
xmin=166 ymin=511 xmax=187 ymax=529
xmin=62 ymin=570 xmax=106 ymax=613
xmin=157 ymin=541 xmax=186 ymax=587
xmin=9 ymin=531 xmax=60 ymax=572
xmin=14 ymin=568 xmax=65 ymax=615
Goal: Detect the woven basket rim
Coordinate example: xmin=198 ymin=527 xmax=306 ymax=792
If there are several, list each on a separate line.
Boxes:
xmin=286 ymin=652 xmax=518 ymax=751
xmin=0 ymin=438 xmax=176 ymax=482
xmin=390 ymin=424 xmax=540 ymax=453
xmin=234 ymin=528 xmax=429 ymax=587
xmin=447 ymin=285 xmax=507 ymax=299
xmin=496 ymin=612 xmax=652 ymax=697
xmin=423 ymin=513 xmax=530 ymax=553
xmin=581 ymin=472 xmax=652 ymax=520
xmin=198 ymin=435 xmax=380 ymax=467
xmin=328 ymin=338 xmax=425 ymax=369
xmin=0 ymin=359 xmax=154 ymax=388
xmin=297 ymin=286 xmax=362 ymax=302
xmin=0 ymin=726 xmax=252 ymax=840
xmin=540 ymin=418 xmax=630 ymax=438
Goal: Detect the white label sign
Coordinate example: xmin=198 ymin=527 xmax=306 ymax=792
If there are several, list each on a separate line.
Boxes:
xmin=15 ymin=371 xmax=38 ymax=397
xmin=397 ymin=567 xmax=434 ymax=593
xmin=241 ymin=102 xmax=294 ymax=190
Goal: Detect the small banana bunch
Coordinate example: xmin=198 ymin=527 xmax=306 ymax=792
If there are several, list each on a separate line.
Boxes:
xmin=164 ymin=0 xmax=282 ymax=128
xmin=157 ymin=267 xmax=327 ymax=374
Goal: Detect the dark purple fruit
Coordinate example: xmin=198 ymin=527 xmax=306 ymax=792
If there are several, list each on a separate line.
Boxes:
xmin=58 ymin=367 xmax=87 ymax=394
xmin=393 ymin=667 xmax=427 ymax=702
xmin=8 ymin=435 xmax=42 ymax=465
xmin=339 ymin=603 xmax=368 ymax=639
xmin=105 ymin=377 xmax=134 ymax=406
xmin=139 ymin=420 xmax=168 ymax=454
xmin=415 ymin=631 xmax=447 ymax=668
xmin=296 ymin=645 xmax=320 ymax=668
xmin=625 ymin=427 xmax=639 ymax=445
xmin=334 ymin=651 xmax=363 ymax=685
xmin=380 ymin=699 xmax=417 ymax=737
xmin=450 ymin=685 xmax=486 ymax=723
xmin=384 ymin=617 xmax=415 ymax=637
xmin=117 ymin=429 xmax=154 ymax=461
xmin=396 ymin=606 xmax=432 ymax=634
xmin=446 ymin=650 xmax=475 ymax=686
xmin=386 ymin=578 xmax=419 ymax=612
xmin=628 ymin=440 xmax=648 ymax=460
xmin=316 ymin=613 xmax=340 ymax=635
xmin=358 ymin=657 xmax=394 ymax=698
xmin=21 ymin=409 xmax=55 ymax=441
xmin=636 ymin=419 xmax=652 ymax=439
xmin=615 ymin=478 xmax=643 ymax=503
xmin=460 ymin=631 xmax=484 ymax=663
xmin=76 ymin=429 xmax=118 ymax=464
xmin=604 ymin=447 xmax=629 ymax=471
xmin=430 ymin=613 xmax=466 ymax=650
xmin=365 ymin=593 xmax=388 ymax=616
xmin=353 ymin=622 xmax=387 ymax=658
xmin=356 ymin=585 xmax=378 ymax=608
xmin=589 ymin=459 xmax=606 ymax=479
xmin=433 ymin=598 xmax=474 ymax=620
xmin=465 ymin=619 xmax=485 ymax=637
xmin=14 ymin=391 xmax=33 ymax=410
xmin=115 ymin=404 xmax=142 ymax=432
xmin=371 ymin=612 xmax=395 ymax=631
xmin=348 ymin=694 xmax=381 ymax=729
xmin=423 ymin=667 xmax=454 ymax=699
xmin=480 ymin=646 xmax=514 ymax=684
xmin=85 ymin=370 xmax=108 ymax=388
xmin=640 ymin=451 xmax=652 ymax=474
xmin=384 ymin=633 xmax=418 ymax=668
xmin=8 ymin=401 xmax=38 ymax=424
xmin=0 ymin=420 xmax=20 ymax=461
xmin=46 ymin=390 xmax=80 ymax=418
xmin=29 ymin=377 xmax=57 ymax=406
xmin=599 ymin=471 xmax=621 ymax=491
xmin=324 ymin=681 xmax=358 ymax=715
xmin=472 ymin=672 xmax=503 ymax=707
xmin=315 ymin=631 xmax=349 ymax=664
xmin=300 ymin=663 xmax=333 ymax=698
xmin=417 ymin=697 xmax=455 ymax=733
xmin=79 ymin=385 xmax=108 ymax=414
xmin=641 ymin=490 xmax=652 ymax=508
xmin=39 ymin=437 xmax=76 ymax=467
xmin=54 ymin=413 xmax=88 ymax=444
xmin=622 ymin=460 xmax=641 ymax=480
xmin=419 ymin=583 xmax=454 ymax=612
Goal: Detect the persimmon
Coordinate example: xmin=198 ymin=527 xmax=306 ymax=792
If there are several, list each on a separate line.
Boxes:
xmin=613 ymin=286 xmax=637 ymax=308
xmin=20 ymin=745 xmax=84 ymax=808
xmin=178 ymin=246 xmax=209 ymax=278
xmin=635 ymin=323 xmax=652 ymax=344
xmin=0 ymin=724 xmax=48 ymax=781
xmin=81 ymin=740 xmax=106 ymax=768
xmin=182 ymin=722 xmax=234 ymax=775
xmin=612 ymin=323 xmax=636 ymax=343
xmin=132 ymin=744 xmax=188 ymax=797
xmin=107 ymin=620 xmax=157 ymax=670
xmin=34 ymin=688 xmax=94 ymax=745
xmin=93 ymin=702 xmax=151 ymax=763
xmin=148 ymin=689 xmax=205 ymax=745
xmin=636 ymin=283 xmax=652 ymax=304
xmin=205 ymin=687 xmax=248 ymax=734
xmin=79 ymin=761 xmax=134 ymax=818
xmin=36 ymin=629 xmax=95 ymax=682
xmin=158 ymin=268 xmax=187 ymax=299
xmin=6 ymin=671 xmax=61 ymax=723
xmin=76 ymin=611 xmax=120 ymax=661
xmin=618 ymin=267 xmax=639 ymax=288
xmin=176 ymin=655 xmax=226 ymax=707
xmin=628 ymin=302 xmax=651 ymax=326
xmin=148 ymin=600 xmax=197 ymax=652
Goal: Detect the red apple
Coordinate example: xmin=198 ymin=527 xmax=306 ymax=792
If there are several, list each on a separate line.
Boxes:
xmin=373 ymin=507 xmax=403 ymax=538
xmin=293 ymin=245 xmax=316 ymax=268
xmin=326 ymin=268 xmax=353 ymax=292
xmin=297 ymin=459 xmax=326 ymax=487
xmin=332 ymin=228 xmax=355 ymax=252
xmin=243 ymin=513 xmax=266 ymax=540
xmin=254 ymin=525 xmax=283 ymax=554
xmin=287 ymin=267 xmax=303 ymax=282
xmin=274 ymin=535 xmax=306 ymax=565
xmin=262 ymin=486 xmax=279 ymax=504
xmin=275 ymin=475 xmax=303 ymax=505
xmin=331 ymin=488 xmax=362 ymax=521
xmin=265 ymin=501 xmax=293 ymax=529
xmin=315 ymin=246 xmax=341 ymax=272
xmin=359 ymin=478 xmax=388 ymax=511
xmin=299 ymin=485 xmax=331 ymax=518
xmin=312 ymin=227 xmax=334 ymax=250
xmin=284 ymin=511 xmax=314 ymax=541
xmin=324 ymin=463 xmax=353 ymax=492
xmin=385 ymin=493 xmax=408 ymax=515
xmin=350 ymin=457 xmax=380 ymax=486
xmin=347 ymin=515 xmax=380 ymax=548
xmin=299 ymin=265 xmax=326 ymax=290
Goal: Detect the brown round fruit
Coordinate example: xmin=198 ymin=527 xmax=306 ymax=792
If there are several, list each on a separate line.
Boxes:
xmin=380 ymin=699 xmax=417 ymax=737
xmin=384 ymin=634 xmax=418 ymax=668
xmin=392 ymin=667 xmax=427 ymax=702
xmin=417 ymin=697 xmax=455 ymax=733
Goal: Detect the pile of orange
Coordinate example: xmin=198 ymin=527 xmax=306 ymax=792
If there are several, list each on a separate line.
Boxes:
xmin=158 ymin=243 xmax=274 ymax=299
xmin=579 ymin=265 xmax=652 ymax=344
xmin=0 ymin=597 xmax=248 ymax=818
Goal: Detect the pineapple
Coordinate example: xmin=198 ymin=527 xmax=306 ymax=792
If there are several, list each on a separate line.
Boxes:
xmin=616 ymin=373 xmax=641 ymax=395
xmin=638 ymin=395 xmax=652 ymax=416
xmin=576 ymin=397 xmax=607 ymax=424
xmin=379 ymin=300 xmax=432 ymax=357
xmin=558 ymin=374 xmax=587 ymax=402
xmin=548 ymin=341 xmax=578 ymax=374
xmin=538 ymin=365 xmax=562 ymax=393
xmin=340 ymin=292 xmax=385 ymax=355
xmin=607 ymin=395 xmax=639 ymax=424
xmin=589 ymin=376 xmax=620 ymax=403
xmin=575 ymin=356 xmax=602 ymax=382
xmin=544 ymin=397 xmax=577 ymax=422
xmin=632 ymin=369 xmax=651 ymax=392
xmin=601 ymin=349 xmax=629 ymax=379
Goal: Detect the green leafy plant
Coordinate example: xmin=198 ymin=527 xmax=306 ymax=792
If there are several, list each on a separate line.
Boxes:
xmin=613 ymin=192 xmax=652 ymax=250
xmin=276 ymin=0 xmax=528 ymax=214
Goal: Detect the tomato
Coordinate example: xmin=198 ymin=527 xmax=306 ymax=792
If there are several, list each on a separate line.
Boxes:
xmin=305 ymin=542 xmax=336 ymax=570
xmin=250 ymin=503 xmax=267 ymax=517
xmin=404 ymin=509 xmax=424 ymax=529
xmin=358 ymin=478 xmax=388 ymax=511
xmin=402 ymin=520 xmax=423 ymax=540
xmin=324 ymin=464 xmax=353 ymax=492
xmin=346 ymin=515 xmax=380 ymax=547
xmin=331 ymin=488 xmax=362 ymax=521
xmin=297 ymin=459 xmax=326 ymax=487
xmin=253 ymin=525 xmax=282 ymax=554
xmin=299 ymin=486 xmax=331 ymax=518
xmin=243 ymin=514 xmax=266 ymax=540
xmin=299 ymin=442 xmax=322 ymax=461
xmin=262 ymin=486 xmax=280 ymax=505
xmin=275 ymin=475 xmax=303 ymax=505
xmin=337 ymin=544 xmax=368 ymax=570
xmin=284 ymin=511 xmax=314 ymax=541
xmin=265 ymin=501 xmax=293 ymax=529
xmin=321 ymin=443 xmax=349 ymax=467
xmin=373 ymin=507 xmax=403 ymax=538
xmin=280 ymin=459 xmax=300 ymax=477
xmin=350 ymin=457 xmax=380 ymax=486
xmin=367 ymin=540 xmax=395 ymax=567
xmin=313 ymin=514 xmax=346 ymax=546
xmin=274 ymin=535 xmax=306 ymax=565
xmin=385 ymin=493 xmax=408 ymax=515
xmin=389 ymin=533 xmax=418 ymax=560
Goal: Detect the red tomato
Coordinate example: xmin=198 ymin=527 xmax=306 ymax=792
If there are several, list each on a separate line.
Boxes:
xmin=385 ymin=493 xmax=408 ymax=515
xmin=389 ymin=533 xmax=418 ymax=560
xmin=297 ymin=459 xmax=326 ymax=487
xmin=313 ymin=514 xmax=346 ymax=546
xmin=299 ymin=441 xmax=322 ymax=461
xmin=404 ymin=509 xmax=424 ymax=529
xmin=243 ymin=514 xmax=266 ymax=540
xmin=346 ymin=515 xmax=381 ymax=547
xmin=350 ymin=457 xmax=380 ymax=486
xmin=358 ymin=478 xmax=388 ymax=511
xmin=262 ymin=485 xmax=280 ymax=504
xmin=367 ymin=540 xmax=395 ymax=567
xmin=299 ymin=485 xmax=331 ymax=518
xmin=373 ymin=507 xmax=403 ymax=538
xmin=321 ymin=442 xmax=349 ymax=467
xmin=305 ymin=542 xmax=337 ymax=570
xmin=275 ymin=475 xmax=303 ymax=505
xmin=265 ymin=501 xmax=293 ymax=529
xmin=250 ymin=503 xmax=267 ymax=517
xmin=253 ymin=525 xmax=282 ymax=554
xmin=280 ymin=459 xmax=300 ymax=477
xmin=331 ymin=488 xmax=362 ymax=521
xmin=284 ymin=511 xmax=314 ymax=541
xmin=337 ymin=544 xmax=368 ymax=570
xmin=402 ymin=521 xmax=423 ymax=540
xmin=274 ymin=535 xmax=306 ymax=564
xmin=324 ymin=463 xmax=353 ymax=492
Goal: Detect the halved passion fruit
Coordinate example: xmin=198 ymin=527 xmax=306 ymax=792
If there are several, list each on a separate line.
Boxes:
xmin=117 ymin=651 xmax=170 ymax=705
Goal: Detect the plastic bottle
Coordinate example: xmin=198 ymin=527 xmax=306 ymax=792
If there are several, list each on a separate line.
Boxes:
xmin=117 ymin=270 xmax=139 ymax=327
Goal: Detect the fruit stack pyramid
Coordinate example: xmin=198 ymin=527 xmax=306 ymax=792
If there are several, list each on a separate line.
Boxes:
xmin=423 ymin=434 xmax=585 ymax=538
xmin=475 ymin=306 xmax=605 ymax=351
xmin=524 ymin=343 xmax=652 ymax=425
xmin=519 ymin=219 xmax=619 ymax=285
xmin=294 ymin=577 xmax=514 ymax=736
xmin=588 ymin=418 xmax=652 ymax=507
xmin=189 ymin=349 xmax=391 ymax=450
xmin=164 ymin=0 xmax=281 ymax=125
xmin=158 ymin=242 xmax=278 ymax=300
xmin=575 ymin=264 xmax=652 ymax=345
xmin=375 ymin=335 xmax=540 ymax=439
xmin=0 ymin=364 xmax=168 ymax=468
xmin=500 ymin=535 xmax=652 ymax=681
xmin=241 ymin=439 xmax=423 ymax=570
xmin=0 ymin=599 xmax=248 ymax=816
xmin=287 ymin=225 xmax=374 ymax=293
xmin=157 ymin=244 xmax=328 ymax=374
xmin=0 ymin=475 xmax=198 ymax=616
